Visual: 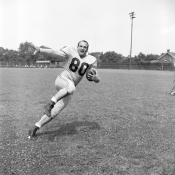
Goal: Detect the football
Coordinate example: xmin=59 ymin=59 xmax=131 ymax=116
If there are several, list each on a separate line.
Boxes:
xmin=86 ymin=68 xmax=97 ymax=81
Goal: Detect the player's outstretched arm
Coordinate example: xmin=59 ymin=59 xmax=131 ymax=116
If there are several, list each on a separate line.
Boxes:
xmin=28 ymin=43 xmax=66 ymax=60
xmin=39 ymin=48 xmax=66 ymax=60
xmin=29 ymin=43 xmax=40 ymax=55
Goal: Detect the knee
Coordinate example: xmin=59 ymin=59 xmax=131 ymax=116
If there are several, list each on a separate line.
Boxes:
xmin=55 ymin=81 xmax=61 ymax=91
xmin=51 ymin=110 xmax=57 ymax=119
xmin=67 ymin=84 xmax=76 ymax=95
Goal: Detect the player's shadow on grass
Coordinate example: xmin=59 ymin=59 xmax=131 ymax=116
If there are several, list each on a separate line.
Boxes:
xmin=38 ymin=121 xmax=101 ymax=141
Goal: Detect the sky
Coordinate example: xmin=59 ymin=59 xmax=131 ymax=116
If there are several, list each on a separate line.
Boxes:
xmin=1 ymin=0 xmax=175 ymax=56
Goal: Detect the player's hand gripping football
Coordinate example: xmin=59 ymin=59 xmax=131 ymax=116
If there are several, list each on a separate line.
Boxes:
xmin=29 ymin=43 xmax=40 ymax=55
xmin=86 ymin=68 xmax=100 ymax=83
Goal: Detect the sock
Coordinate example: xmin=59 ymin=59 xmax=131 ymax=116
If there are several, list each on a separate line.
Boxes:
xmin=51 ymin=97 xmax=57 ymax=104
xmin=35 ymin=123 xmax=41 ymax=128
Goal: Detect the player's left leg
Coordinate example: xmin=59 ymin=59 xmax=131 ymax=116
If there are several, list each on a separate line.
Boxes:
xmin=37 ymin=95 xmax=72 ymax=128
xmin=28 ymin=94 xmax=72 ymax=139
xmin=44 ymin=75 xmax=75 ymax=117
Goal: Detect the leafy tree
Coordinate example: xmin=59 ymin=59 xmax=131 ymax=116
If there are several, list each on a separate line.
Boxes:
xmin=101 ymin=51 xmax=123 ymax=63
xmin=18 ymin=42 xmax=33 ymax=53
xmin=0 ymin=48 xmax=5 ymax=61
xmin=146 ymin=54 xmax=159 ymax=61
xmin=137 ymin=52 xmax=146 ymax=62
xmin=118 ymin=56 xmax=129 ymax=64
xmin=2 ymin=49 xmax=11 ymax=65
xmin=133 ymin=52 xmax=160 ymax=64
xmin=18 ymin=42 xmax=38 ymax=65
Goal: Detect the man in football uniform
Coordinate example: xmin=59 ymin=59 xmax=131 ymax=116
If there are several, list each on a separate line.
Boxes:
xmin=28 ymin=40 xmax=100 ymax=138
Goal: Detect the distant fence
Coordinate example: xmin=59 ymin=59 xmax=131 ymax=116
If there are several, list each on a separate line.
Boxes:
xmin=97 ymin=63 xmax=175 ymax=71
xmin=0 ymin=61 xmax=60 ymax=68
xmin=1 ymin=61 xmax=175 ymax=71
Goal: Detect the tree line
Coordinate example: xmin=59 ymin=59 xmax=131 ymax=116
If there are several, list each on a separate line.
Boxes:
xmin=100 ymin=51 xmax=160 ymax=65
xmin=0 ymin=41 xmax=162 ymax=66
xmin=0 ymin=42 xmax=55 ymax=66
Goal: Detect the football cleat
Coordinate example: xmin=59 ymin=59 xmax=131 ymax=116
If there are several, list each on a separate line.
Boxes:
xmin=44 ymin=101 xmax=55 ymax=117
xmin=28 ymin=126 xmax=39 ymax=139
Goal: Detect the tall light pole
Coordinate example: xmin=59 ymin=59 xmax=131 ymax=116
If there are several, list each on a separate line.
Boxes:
xmin=129 ymin=12 xmax=135 ymax=69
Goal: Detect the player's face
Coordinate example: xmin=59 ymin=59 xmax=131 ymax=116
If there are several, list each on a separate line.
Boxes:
xmin=77 ymin=41 xmax=88 ymax=58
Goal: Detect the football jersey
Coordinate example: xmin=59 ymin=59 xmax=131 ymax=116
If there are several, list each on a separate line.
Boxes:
xmin=60 ymin=46 xmax=97 ymax=86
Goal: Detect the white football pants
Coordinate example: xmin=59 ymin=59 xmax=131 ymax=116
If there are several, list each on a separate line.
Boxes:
xmin=51 ymin=74 xmax=75 ymax=118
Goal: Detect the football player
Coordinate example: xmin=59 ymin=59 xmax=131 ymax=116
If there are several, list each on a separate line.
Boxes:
xmin=28 ymin=40 xmax=100 ymax=138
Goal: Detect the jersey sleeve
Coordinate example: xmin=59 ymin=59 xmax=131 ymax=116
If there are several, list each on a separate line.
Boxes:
xmin=60 ymin=46 xmax=71 ymax=56
xmin=39 ymin=48 xmax=67 ymax=61
xmin=89 ymin=56 xmax=97 ymax=69
xmin=92 ymin=59 xmax=97 ymax=68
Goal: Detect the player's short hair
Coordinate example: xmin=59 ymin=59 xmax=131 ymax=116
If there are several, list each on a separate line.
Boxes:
xmin=77 ymin=40 xmax=89 ymax=49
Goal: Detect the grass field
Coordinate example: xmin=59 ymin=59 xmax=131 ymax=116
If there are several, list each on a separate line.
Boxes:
xmin=1 ymin=68 xmax=175 ymax=175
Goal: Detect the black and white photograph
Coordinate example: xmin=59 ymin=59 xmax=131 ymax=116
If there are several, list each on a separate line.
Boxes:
xmin=1 ymin=0 xmax=175 ymax=174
